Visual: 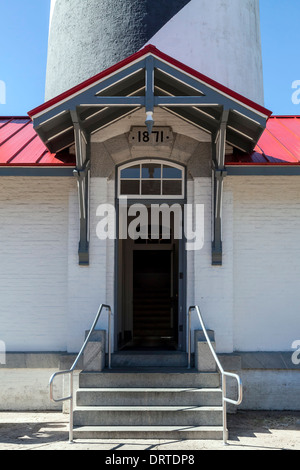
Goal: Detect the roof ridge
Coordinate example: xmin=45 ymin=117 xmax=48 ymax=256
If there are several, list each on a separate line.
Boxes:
xmin=269 ymin=115 xmax=300 ymax=119
xmin=0 ymin=116 xmax=30 ymax=121
xmin=0 ymin=117 xmax=14 ymax=130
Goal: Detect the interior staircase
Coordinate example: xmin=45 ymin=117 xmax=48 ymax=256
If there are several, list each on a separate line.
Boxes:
xmin=133 ymin=286 xmax=174 ymax=338
xmin=72 ymin=352 xmax=224 ymax=440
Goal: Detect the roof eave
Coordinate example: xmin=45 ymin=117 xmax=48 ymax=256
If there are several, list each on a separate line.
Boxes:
xmin=28 ymin=44 xmax=272 ymax=121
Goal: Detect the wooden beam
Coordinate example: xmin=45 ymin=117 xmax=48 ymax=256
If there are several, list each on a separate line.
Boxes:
xmin=71 ymin=110 xmax=90 ymax=266
xmin=212 ymin=109 xmax=229 ymax=265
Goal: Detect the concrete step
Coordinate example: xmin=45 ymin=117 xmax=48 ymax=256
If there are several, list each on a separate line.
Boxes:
xmin=76 ymin=387 xmax=222 ymax=407
xmin=110 ymin=351 xmax=188 ymax=368
xmin=79 ymin=369 xmax=221 ymax=389
xmin=74 ymin=368 xmax=223 ymax=440
xmin=73 ymin=405 xmax=223 ymax=427
xmin=73 ymin=425 xmax=224 ymax=440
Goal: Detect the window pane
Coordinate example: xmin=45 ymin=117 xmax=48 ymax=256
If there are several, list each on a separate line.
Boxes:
xmin=120 ymin=180 xmax=140 ymax=195
xmin=162 ymin=180 xmax=182 ymax=195
xmin=142 ymin=180 xmax=161 ymax=195
xmin=142 ymin=163 xmax=161 ymax=179
xmin=120 ymin=165 xmax=140 ymax=179
xmin=163 ymin=166 xmax=182 ymax=179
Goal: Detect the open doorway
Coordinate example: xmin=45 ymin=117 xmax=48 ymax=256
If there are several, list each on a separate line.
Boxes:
xmin=132 ymin=247 xmax=178 ymax=350
xmin=117 ymin=210 xmax=184 ymax=351
xmin=115 ymin=159 xmax=186 ymax=352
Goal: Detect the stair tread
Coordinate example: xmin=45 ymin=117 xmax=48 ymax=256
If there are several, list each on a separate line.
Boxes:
xmin=77 ymin=387 xmax=222 ymax=393
xmin=80 ymin=369 xmax=219 ymax=374
xmin=74 ymin=425 xmax=223 ymax=431
xmin=79 ymin=370 xmax=221 ymax=388
xmin=74 ymin=405 xmax=222 ymax=411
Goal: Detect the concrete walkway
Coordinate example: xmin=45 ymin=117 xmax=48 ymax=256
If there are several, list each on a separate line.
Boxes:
xmin=0 ymin=410 xmax=299 ymax=451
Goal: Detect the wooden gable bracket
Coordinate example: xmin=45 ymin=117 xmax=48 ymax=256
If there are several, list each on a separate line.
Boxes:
xmin=71 ymin=110 xmax=91 ymax=266
xmin=212 ymin=109 xmax=229 ymax=266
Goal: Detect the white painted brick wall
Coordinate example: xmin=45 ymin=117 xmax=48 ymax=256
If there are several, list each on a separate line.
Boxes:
xmin=228 ymin=176 xmax=300 ymax=352
xmin=192 ymin=177 xmax=234 ymax=353
xmin=0 ymin=175 xmax=115 ymax=355
xmin=0 ymin=177 xmax=71 ymax=351
xmin=66 ymin=177 xmax=110 ymax=353
xmin=2 ymin=174 xmax=299 ymax=356
xmin=192 ymin=175 xmax=300 ymax=354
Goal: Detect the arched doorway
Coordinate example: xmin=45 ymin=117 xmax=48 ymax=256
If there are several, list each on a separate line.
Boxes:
xmin=116 ymin=159 xmax=186 ymax=351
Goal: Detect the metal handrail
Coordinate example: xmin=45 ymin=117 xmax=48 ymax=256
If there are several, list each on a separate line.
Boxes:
xmin=49 ymin=303 xmax=112 ymax=442
xmin=187 ymin=305 xmax=243 ymax=445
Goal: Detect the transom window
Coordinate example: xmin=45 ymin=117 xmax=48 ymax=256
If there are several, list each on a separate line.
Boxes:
xmin=118 ymin=160 xmax=185 ymax=199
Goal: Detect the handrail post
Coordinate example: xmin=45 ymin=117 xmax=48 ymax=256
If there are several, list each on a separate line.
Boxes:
xmin=69 ymin=371 xmax=74 ymax=443
xmin=108 ymin=307 xmax=112 ymax=369
xmin=187 ymin=307 xmax=192 ymax=369
xmin=222 ymin=374 xmax=228 ymax=445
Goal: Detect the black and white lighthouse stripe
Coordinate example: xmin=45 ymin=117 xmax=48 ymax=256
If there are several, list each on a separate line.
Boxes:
xmin=46 ymin=0 xmax=191 ymax=99
xmin=46 ymin=0 xmax=264 ymax=104
xmin=143 ymin=0 xmax=192 ymax=43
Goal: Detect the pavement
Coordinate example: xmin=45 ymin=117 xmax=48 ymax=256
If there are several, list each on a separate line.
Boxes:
xmin=0 ymin=410 xmax=299 ymax=451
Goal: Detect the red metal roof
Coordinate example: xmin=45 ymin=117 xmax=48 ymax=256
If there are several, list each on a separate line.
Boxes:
xmin=0 ymin=117 xmax=75 ymax=166
xmin=1 ymin=115 xmax=300 ymax=168
xmin=226 ymin=116 xmax=300 ymax=165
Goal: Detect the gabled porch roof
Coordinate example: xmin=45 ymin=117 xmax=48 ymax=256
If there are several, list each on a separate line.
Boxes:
xmin=1 ymin=45 xmax=273 ymax=266
xmin=28 ymin=44 xmax=271 ymax=156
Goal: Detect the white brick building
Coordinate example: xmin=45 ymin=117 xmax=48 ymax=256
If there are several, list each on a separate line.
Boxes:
xmin=0 ymin=2 xmax=299 ymax=439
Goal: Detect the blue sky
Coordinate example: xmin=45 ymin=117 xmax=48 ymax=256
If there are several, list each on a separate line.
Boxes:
xmin=0 ymin=0 xmax=299 ymax=116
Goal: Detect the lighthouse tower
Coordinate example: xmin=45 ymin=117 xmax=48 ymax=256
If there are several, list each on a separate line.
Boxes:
xmin=45 ymin=0 xmax=264 ymax=104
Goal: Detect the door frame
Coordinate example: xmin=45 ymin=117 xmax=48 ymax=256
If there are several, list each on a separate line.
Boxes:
xmin=114 ymin=200 xmax=187 ymax=352
xmin=114 ymin=159 xmax=187 ymax=352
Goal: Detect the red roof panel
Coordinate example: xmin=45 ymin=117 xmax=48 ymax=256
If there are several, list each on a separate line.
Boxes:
xmin=0 ymin=118 xmax=30 ymax=145
xmin=255 ymin=129 xmax=298 ymax=163
xmin=0 ymin=116 xmax=300 ymax=168
xmin=9 ymin=135 xmax=47 ymax=164
xmin=0 ymin=117 xmax=75 ymax=166
xmin=264 ymin=118 xmax=300 ymax=161
xmin=227 ymin=116 xmax=300 ymax=165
